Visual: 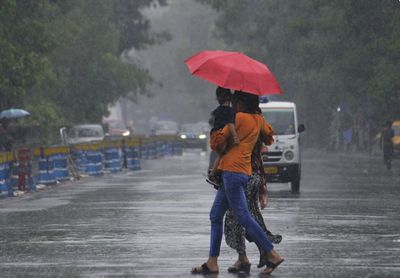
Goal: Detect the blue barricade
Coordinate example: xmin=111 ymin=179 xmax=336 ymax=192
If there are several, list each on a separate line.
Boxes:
xmin=53 ymin=153 xmax=70 ymax=181
xmin=1 ymin=136 xmax=183 ymax=198
xmin=0 ymin=162 xmax=12 ymax=197
xmin=37 ymin=156 xmax=56 ymax=184
xmin=85 ymin=150 xmax=104 ymax=176
xmin=104 ymin=147 xmax=122 ymax=173
xmin=141 ymin=142 xmax=149 ymax=160
xmin=123 ymin=138 xmax=141 ymax=170
xmin=74 ymin=150 xmax=88 ymax=174
xmin=173 ymin=141 xmax=183 ymax=155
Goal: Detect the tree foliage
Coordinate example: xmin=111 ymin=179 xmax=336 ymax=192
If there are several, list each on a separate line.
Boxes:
xmin=198 ymin=0 xmax=400 ymax=145
xmin=0 ymin=0 xmax=168 ymax=143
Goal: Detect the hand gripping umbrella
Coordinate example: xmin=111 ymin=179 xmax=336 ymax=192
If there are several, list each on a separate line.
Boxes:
xmin=185 ymin=50 xmax=282 ymax=96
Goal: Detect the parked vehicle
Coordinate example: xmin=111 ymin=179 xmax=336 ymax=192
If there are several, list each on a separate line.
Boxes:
xmin=61 ymin=124 xmax=105 ymax=145
xmin=179 ymin=123 xmax=208 ymax=151
xmin=260 ymin=101 xmax=305 ymax=193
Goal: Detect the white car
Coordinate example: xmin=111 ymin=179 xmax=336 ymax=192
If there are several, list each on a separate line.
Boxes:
xmin=64 ymin=124 xmax=105 ymax=145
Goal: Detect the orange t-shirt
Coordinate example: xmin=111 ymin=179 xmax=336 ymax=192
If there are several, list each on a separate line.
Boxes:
xmin=217 ymin=112 xmax=274 ymax=175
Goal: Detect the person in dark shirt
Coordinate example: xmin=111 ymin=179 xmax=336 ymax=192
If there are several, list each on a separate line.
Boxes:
xmin=0 ymin=119 xmax=13 ymax=151
xmin=207 ymin=87 xmax=239 ymax=187
xmin=381 ymin=121 xmax=394 ymax=170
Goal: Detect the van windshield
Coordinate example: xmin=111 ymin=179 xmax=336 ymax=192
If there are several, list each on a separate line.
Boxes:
xmin=262 ymin=108 xmax=295 ymax=135
xmin=69 ymin=126 xmax=104 ymax=138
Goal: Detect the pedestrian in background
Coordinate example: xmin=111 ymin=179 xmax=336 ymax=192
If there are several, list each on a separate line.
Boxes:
xmin=0 ymin=119 xmax=13 ymax=151
xmin=381 ymin=120 xmax=394 ymax=170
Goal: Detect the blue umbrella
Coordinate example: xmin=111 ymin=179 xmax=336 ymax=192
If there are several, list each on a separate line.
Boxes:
xmin=0 ymin=108 xmax=30 ymax=119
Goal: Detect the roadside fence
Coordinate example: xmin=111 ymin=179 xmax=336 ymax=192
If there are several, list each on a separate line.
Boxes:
xmin=0 ymin=135 xmax=183 ymax=198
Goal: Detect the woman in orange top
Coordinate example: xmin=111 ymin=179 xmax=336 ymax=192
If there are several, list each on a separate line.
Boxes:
xmin=192 ymin=91 xmax=284 ymax=276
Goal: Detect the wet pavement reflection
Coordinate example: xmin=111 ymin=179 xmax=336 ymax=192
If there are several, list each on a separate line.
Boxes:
xmin=0 ymin=149 xmax=399 ymax=277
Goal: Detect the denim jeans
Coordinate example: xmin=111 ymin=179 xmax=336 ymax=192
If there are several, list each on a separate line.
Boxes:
xmin=209 ymin=171 xmax=274 ymax=257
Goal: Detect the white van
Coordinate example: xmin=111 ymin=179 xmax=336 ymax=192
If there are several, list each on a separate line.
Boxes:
xmin=60 ymin=124 xmax=105 ymax=145
xmin=259 ymin=101 xmax=305 ymax=193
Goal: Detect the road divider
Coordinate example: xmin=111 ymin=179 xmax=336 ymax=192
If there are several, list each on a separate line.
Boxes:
xmin=0 ymin=135 xmax=183 ymax=199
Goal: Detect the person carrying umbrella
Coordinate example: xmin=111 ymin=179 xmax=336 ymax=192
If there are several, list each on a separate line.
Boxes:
xmin=0 ymin=108 xmax=30 ymax=151
xmin=186 ymin=51 xmax=284 ymax=275
xmin=191 ymin=91 xmax=284 ymax=276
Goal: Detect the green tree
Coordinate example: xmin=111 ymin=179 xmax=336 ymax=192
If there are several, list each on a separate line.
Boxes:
xmin=1 ymin=0 xmax=169 ymax=144
xmin=198 ymin=0 xmax=400 ymax=145
xmin=0 ymin=0 xmax=56 ymax=109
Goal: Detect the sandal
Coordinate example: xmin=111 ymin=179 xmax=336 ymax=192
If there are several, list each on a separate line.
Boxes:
xmin=260 ymin=259 xmax=284 ymax=275
xmin=258 ymin=252 xmax=284 ymax=269
xmin=191 ymin=263 xmax=219 ymax=275
xmin=227 ymin=261 xmax=251 ymax=273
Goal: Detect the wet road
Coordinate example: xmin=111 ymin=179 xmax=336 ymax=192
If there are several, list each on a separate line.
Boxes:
xmin=0 ymin=150 xmax=399 ymax=277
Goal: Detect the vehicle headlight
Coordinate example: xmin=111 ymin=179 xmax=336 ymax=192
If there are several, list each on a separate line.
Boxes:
xmin=122 ymin=131 xmax=130 ymax=136
xmin=284 ymin=150 xmax=294 ymax=161
xmin=198 ymin=134 xmax=207 ymax=139
xmin=181 ymin=134 xmax=187 ymax=139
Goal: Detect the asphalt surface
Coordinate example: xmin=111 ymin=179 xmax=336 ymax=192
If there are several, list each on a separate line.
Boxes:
xmin=0 ymin=149 xmax=399 ymax=277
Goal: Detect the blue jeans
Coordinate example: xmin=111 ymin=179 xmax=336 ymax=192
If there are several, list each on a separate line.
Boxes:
xmin=209 ymin=171 xmax=274 ymax=257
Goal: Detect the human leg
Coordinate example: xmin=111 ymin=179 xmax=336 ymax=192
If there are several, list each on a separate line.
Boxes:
xmin=223 ymin=172 xmax=273 ymax=252
xmin=206 ymin=155 xmax=222 ymax=188
xmin=224 ymin=209 xmax=246 ymax=254
xmin=209 ymin=186 xmax=229 ymax=257
xmin=224 ymin=208 xmax=251 ymax=273
xmin=245 ymin=173 xmax=282 ymax=245
xmin=222 ymin=172 xmax=284 ymax=273
xmin=192 ymin=186 xmax=229 ymax=274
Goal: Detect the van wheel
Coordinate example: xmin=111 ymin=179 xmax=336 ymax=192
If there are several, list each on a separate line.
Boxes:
xmin=291 ymin=178 xmax=300 ymax=194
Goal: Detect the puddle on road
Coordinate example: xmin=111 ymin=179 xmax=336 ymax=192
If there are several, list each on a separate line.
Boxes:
xmin=0 ymin=198 xmax=70 ymax=213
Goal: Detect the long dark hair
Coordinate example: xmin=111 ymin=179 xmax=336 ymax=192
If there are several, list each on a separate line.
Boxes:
xmin=232 ymin=91 xmax=260 ymax=114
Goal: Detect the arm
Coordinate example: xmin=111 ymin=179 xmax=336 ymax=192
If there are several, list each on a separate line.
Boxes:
xmin=209 ymin=124 xmax=231 ymax=154
xmin=256 ymin=152 xmax=268 ymax=209
xmin=260 ymin=120 xmax=274 ymax=146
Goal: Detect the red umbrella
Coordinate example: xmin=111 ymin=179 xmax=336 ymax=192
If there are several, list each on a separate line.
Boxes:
xmin=184 ymin=50 xmax=282 ymax=96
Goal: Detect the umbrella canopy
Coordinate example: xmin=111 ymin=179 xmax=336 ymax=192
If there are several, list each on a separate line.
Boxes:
xmin=0 ymin=108 xmax=30 ymax=119
xmin=184 ymin=50 xmax=282 ymax=96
